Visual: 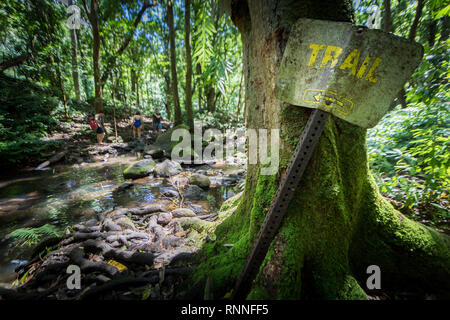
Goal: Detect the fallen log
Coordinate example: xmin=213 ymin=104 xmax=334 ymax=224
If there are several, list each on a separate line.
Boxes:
xmin=35 ymin=151 xmax=66 ymax=170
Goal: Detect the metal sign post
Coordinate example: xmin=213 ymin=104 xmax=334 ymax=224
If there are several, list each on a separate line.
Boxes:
xmin=232 ymin=18 xmax=423 ymax=300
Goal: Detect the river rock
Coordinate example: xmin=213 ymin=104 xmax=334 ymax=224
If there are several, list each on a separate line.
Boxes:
xmin=171 ymin=208 xmax=196 ymax=218
xmin=183 ymin=184 xmax=206 ymax=200
xmin=123 ymin=159 xmax=156 ymax=179
xmin=163 ymin=189 xmax=179 ymax=198
xmin=189 ymin=173 xmax=211 ymax=189
xmin=223 ymin=173 xmax=239 ymax=185
xmin=115 ymin=181 xmax=134 ymax=192
xmin=189 ymin=204 xmax=203 ymax=214
xmin=146 ymin=148 xmax=165 ymax=159
xmin=154 ymin=160 xmax=182 ymax=177
xmin=157 ymin=212 xmax=173 ymax=226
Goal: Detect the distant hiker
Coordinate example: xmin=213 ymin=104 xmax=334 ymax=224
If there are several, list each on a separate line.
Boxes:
xmin=89 ymin=116 xmax=98 ymax=131
xmin=152 ymin=108 xmax=162 ymax=136
xmin=94 ymin=112 xmax=106 ymax=144
xmin=131 ymin=111 xmax=143 ymax=141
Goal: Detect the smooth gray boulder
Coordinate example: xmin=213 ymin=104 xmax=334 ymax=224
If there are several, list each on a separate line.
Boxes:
xmin=154 ymin=159 xmax=182 ymax=177
xmin=189 ymin=173 xmax=211 ymax=189
xmin=183 ymin=184 xmax=206 ymax=200
xmin=123 ymin=159 xmax=156 ymax=179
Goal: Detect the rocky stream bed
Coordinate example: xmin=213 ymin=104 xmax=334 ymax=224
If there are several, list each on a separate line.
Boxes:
xmin=0 ymin=124 xmax=246 ymax=300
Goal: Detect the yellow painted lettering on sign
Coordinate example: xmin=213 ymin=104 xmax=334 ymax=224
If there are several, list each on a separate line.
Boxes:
xmin=320 ymin=45 xmax=343 ymax=68
xmin=307 ymin=43 xmax=325 ymax=66
xmin=339 ymin=49 xmax=360 ymax=75
xmin=365 ymin=57 xmax=382 ymax=83
xmin=356 ymin=56 xmax=371 ymax=78
xmin=306 ymin=43 xmax=383 ymax=83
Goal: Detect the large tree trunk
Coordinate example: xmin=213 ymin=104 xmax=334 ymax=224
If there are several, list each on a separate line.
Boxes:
xmin=168 ymin=0 xmax=182 ymax=125
xmin=184 ymin=0 xmax=194 ymax=130
xmin=191 ymin=0 xmax=450 ymax=300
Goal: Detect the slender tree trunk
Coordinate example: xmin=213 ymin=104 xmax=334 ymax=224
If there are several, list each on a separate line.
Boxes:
xmin=441 ymin=16 xmax=449 ymax=42
xmin=168 ymin=0 xmax=182 ymax=125
xmin=206 ymin=86 xmax=216 ymax=112
xmin=397 ymin=0 xmax=424 ymax=108
xmin=382 ymin=0 xmax=393 ymax=32
xmin=136 ymin=76 xmax=140 ymax=108
xmin=89 ymin=1 xmax=103 ymax=113
xmin=185 ymin=0 xmax=194 ymax=130
xmin=77 ymin=30 xmax=90 ymax=99
xmin=196 ymin=63 xmax=202 ymax=111
xmin=109 ymin=73 xmax=119 ymax=142
xmin=409 ymin=0 xmax=424 ymax=41
xmin=191 ymin=0 xmax=450 ymax=300
xmin=69 ymin=0 xmax=81 ymax=100
xmin=236 ymin=69 xmax=243 ymax=120
xmin=428 ymin=18 xmax=437 ymax=47
xmin=54 ymin=56 xmax=69 ymax=122
xmin=164 ymin=73 xmax=172 ymax=121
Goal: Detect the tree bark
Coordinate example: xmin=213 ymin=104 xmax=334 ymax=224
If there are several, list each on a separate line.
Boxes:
xmin=0 ymin=53 xmax=32 ymax=72
xmin=408 ymin=0 xmax=424 ymax=41
xmin=191 ymin=0 xmax=450 ymax=300
xmin=382 ymin=0 xmax=393 ymax=33
xmin=441 ymin=16 xmax=449 ymax=42
xmin=206 ymin=86 xmax=216 ymax=112
xmin=185 ymin=0 xmax=194 ymax=130
xmin=168 ymin=0 xmax=182 ymax=125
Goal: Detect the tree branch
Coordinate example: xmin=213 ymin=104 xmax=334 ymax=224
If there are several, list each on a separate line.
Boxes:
xmin=408 ymin=0 xmax=424 ymax=40
xmin=0 ymin=53 xmax=32 ymax=72
xmin=100 ymin=1 xmax=157 ymax=85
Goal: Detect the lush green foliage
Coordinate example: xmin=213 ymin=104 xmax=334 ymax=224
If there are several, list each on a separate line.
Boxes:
xmin=7 ymin=224 xmax=61 ymax=247
xmin=368 ymin=103 xmax=449 ymax=212
xmin=355 ymin=0 xmax=449 ymax=221
xmin=0 ymin=75 xmax=61 ymax=166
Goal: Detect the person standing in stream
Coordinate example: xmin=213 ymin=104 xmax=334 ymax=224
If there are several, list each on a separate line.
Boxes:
xmin=131 ymin=111 xmax=143 ymax=141
xmin=94 ymin=112 xmax=106 ymax=144
xmin=152 ymin=108 xmax=162 ymax=136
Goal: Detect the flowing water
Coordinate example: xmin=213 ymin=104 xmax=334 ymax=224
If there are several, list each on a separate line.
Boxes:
xmin=0 ymin=156 xmax=240 ymax=285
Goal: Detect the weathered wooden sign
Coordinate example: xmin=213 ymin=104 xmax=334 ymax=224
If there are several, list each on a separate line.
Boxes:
xmin=276 ymin=18 xmax=423 ymax=128
xmin=233 ymin=18 xmax=423 ymax=300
